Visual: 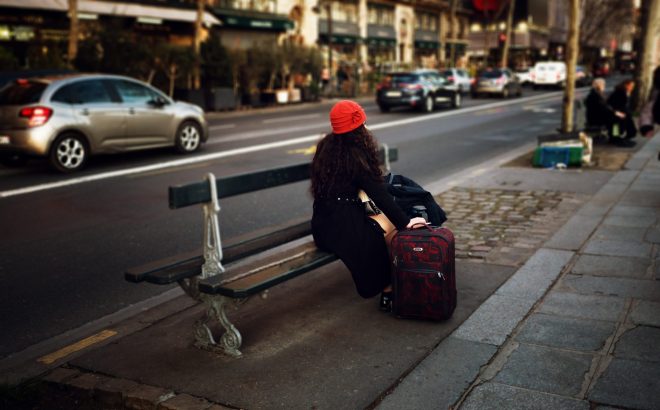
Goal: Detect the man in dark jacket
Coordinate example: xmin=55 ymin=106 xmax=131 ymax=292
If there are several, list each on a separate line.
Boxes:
xmin=584 ymin=78 xmax=628 ymax=145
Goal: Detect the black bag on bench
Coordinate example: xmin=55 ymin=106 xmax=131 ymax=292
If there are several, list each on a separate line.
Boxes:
xmin=385 ymin=173 xmax=447 ymax=227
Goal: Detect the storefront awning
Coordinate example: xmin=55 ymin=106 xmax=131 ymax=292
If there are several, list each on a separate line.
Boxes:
xmin=212 ymin=8 xmax=293 ymax=31
xmin=367 ymin=38 xmax=396 ymax=47
xmin=415 ymin=40 xmax=439 ymax=50
xmin=318 ymin=34 xmax=359 ymax=45
xmin=0 ymin=0 xmax=221 ymax=26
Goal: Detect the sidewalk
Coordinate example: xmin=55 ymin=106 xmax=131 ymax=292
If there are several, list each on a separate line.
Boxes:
xmin=8 ymin=135 xmax=660 ymax=409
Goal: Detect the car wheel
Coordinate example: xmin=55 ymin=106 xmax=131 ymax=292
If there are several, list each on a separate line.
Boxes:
xmin=49 ymin=133 xmax=88 ymax=173
xmin=175 ymin=121 xmax=202 ymax=153
xmin=421 ymin=95 xmax=434 ymax=113
xmin=378 ymin=104 xmax=390 ymax=113
xmin=452 ymin=92 xmax=462 ymax=108
xmin=516 ymin=87 xmax=523 ymax=97
xmin=0 ymin=153 xmax=27 ymax=167
xmin=502 ymin=87 xmax=509 ymax=98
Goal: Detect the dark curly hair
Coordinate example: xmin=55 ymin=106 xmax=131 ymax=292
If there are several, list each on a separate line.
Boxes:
xmin=311 ymin=125 xmax=382 ymax=199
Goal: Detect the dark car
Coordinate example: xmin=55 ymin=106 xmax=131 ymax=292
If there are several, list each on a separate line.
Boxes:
xmin=472 ymin=68 xmax=522 ymax=98
xmin=575 ymin=65 xmax=593 ymax=87
xmin=592 ymin=61 xmax=610 ymax=77
xmin=375 ymin=70 xmax=461 ymax=113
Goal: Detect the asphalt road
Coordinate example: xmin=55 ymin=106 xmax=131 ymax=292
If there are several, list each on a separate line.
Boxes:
xmin=0 ymin=85 xmax=591 ymax=359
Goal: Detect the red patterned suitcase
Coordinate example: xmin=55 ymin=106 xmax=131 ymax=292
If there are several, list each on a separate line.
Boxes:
xmin=390 ymin=226 xmax=456 ymax=321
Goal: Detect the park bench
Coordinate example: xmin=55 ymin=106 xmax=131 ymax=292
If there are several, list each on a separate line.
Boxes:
xmin=125 ymin=145 xmax=397 ymax=357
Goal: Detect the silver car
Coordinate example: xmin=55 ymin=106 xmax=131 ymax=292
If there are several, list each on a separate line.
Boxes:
xmin=471 ymin=68 xmax=523 ymax=98
xmin=0 ymin=74 xmax=208 ymax=172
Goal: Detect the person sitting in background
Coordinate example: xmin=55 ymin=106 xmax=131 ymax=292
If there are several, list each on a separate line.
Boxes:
xmin=607 ymin=79 xmax=637 ymax=146
xmin=585 ymin=78 xmax=625 ymax=139
xmin=640 ymin=66 xmax=660 ymax=160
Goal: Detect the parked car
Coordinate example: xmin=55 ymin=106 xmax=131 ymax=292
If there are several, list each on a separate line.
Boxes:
xmin=575 ymin=65 xmax=593 ymax=87
xmin=471 ymin=68 xmax=522 ymax=98
xmin=514 ymin=67 xmax=533 ymax=86
xmin=0 ymin=74 xmax=208 ymax=172
xmin=592 ymin=61 xmax=611 ymax=77
xmin=376 ymin=69 xmax=462 ymax=113
xmin=441 ymin=68 xmax=473 ymax=94
xmin=531 ymin=61 xmax=566 ymax=89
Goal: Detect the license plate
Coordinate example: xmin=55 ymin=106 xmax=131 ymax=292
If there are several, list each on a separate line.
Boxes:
xmin=0 ymin=136 xmax=9 ymax=145
xmin=386 ymin=91 xmax=402 ymax=97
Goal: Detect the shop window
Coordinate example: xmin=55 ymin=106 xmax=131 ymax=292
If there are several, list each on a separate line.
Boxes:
xmin=367 ymin=5 xmax=394 ymax=26
xmin=415 ymin=12 xmax=438 ymax=32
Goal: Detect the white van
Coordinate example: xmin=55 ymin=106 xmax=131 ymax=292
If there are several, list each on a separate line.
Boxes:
xmin=532 ymin=61 xmax=566 ymax=88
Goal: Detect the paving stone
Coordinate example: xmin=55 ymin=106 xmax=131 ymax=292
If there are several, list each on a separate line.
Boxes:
xmin=493 ymin=344 xmax=593 ymax=397
xmin=516 ymin=313 xmax=615 ymax=352
xmin=609 ymin=205 xmax=658 ymax=218
xmin=608 ymin=170 xmax=639 ymax=185
xmin=496 ymin=249 xmax=574 ymax=301
xmin=95 ymin=378 xmax=142 ymax=409
xmin=538 ymin=291 xmax=625 ymax=322
xmin=592 ymin=225 xmax=648 ymax=242
xmin=545 ymin=215 xmax=601 ymax=250
xmin=583 ymin=238 xmax=652 ymax=258
xmin=576 ymin=202 xmax=611 ymax=218
xmin=460 ymin=382 xmax=589 ymax=410
xmin=125 ymin=385 xmax=175 ymax=410
xmin=620 ymin=189 xmax=660 ymax=208
xmin=588 ymin=358 xmax=660 ymax=410
xmin=630 ymin=300 xmax=660 ymax=327
xmin=563 ymin=274 xmax=660 ymax=301
xmin=613 ymin=326 xmax=660 ymax=363
xmin=377 ymin=337 xmax=497 ymax=410
xmin=158 ymin=393 xmax=211 ymax=410
xmin=42 ymin=367 xmax=81 ymax=385
xmin=602 ymin=215 xmax=657 ymax=228
xmin=453 ymin=294 xmax=535 ymax=346
xmin=571 ymin=254 xmax=650 ymax=278
xmin=66 ymin=372 xmax=107 ymax=397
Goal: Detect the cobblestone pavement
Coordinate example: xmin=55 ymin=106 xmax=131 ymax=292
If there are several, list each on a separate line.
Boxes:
xmin=437 ymin=187 xmax=586 ymax=266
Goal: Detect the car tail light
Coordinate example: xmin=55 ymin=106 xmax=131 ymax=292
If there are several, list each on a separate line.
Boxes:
xmin=497 ymin=77 xmax=506 ymax=85
xmin=447 ymin=76 xmax=455 ymax=83
xmin=19 ymin=106 xmax=53 ymax=127
xmin=556 ymin=73 xmax=561 ymax=80
xmin=470 ymin=78 xmax=476 ymax=85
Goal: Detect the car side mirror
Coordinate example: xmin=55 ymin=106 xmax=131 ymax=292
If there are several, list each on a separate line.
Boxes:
xmin=148 ymin=97 xmax=168 ymax=108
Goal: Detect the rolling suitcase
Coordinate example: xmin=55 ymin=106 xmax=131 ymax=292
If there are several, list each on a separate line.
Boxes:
xmin=390 ymin=225 xmax=456 ymax=321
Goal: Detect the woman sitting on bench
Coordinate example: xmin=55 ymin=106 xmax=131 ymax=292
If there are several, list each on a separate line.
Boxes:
xmin=310 ymin=100 xmax=426 ymax=312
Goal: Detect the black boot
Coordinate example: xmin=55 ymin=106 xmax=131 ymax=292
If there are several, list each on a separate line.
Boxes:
xmin=380 ymin=291 xmax=393 ymax=312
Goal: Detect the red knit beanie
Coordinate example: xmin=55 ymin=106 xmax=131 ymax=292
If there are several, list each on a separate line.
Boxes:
xmin=329 ymin=100 xmax=367 ymax=134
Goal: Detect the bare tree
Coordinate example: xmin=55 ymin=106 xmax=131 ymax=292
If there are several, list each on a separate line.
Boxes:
xmin=579 ymin=0 xmax=633 ymax=59
xmin=192 ymin=0 xmax=205 ymax=90
xmin=448 ymin=0 xmax=459 ymax=66
xmin=562 ymin=0 xmax=580 ymax=133
xmin=67 ymin=0 xmax=78 ymax=66
xmin=500 ymin=0 xmax=514 ymax=68
xmin=633 ymin=0 xmax=660 ymax=111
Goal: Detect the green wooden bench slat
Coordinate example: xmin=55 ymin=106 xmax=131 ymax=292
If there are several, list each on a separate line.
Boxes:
xmin=168 ymin=147 xmax=398 ymax=209
xmin=124 ymin=221 xmax=313 ymax=284
xmin=198 ymin=249 xmax=338 ymax=298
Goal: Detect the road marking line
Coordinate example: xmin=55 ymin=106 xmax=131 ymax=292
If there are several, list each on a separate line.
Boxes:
xmin=209 ymin=123 xmax=236 ymax=131
xmin=0 ymin=91 xmax=566 ymax=199
xmin=37 ymin=329 xmax=117 ymax=365
xmin=287 ymin=145 xmax=317 ymax=155
xmin=263 ymin=113 xmax=321 ymax=124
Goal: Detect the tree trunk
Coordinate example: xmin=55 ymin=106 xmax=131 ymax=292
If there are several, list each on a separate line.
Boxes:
xmin=633 ymin=0 xmax=660 ymax=112
xmin=448 ymin=0 xmax=459 ymax=66
xmin=562 ymin=0 xmax=580 ymax=133
xmin=67 ymin=0 xmax=78 ymax=67
xmin=500 ymin=0 xmax=515 ymax=68
xmin=193 ymin=0 xmax=205 ymax=90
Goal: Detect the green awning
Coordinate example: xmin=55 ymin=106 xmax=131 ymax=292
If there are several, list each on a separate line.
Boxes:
xmin=367 ymin=38 xmax=396 ymax=47
xmin=318 ymin=34 xmax=359 ymax=45
xmin=414 ymin=40 xmax=439 ymax=49
xmin=212 ymin=8 xmax=293 ymax=31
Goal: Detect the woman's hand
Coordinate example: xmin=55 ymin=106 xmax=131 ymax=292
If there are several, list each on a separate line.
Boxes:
xmin=406 ymin=217 xmax=427 ymax=229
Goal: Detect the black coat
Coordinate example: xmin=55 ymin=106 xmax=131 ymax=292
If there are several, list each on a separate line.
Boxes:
xmin=312 ymin=174 xmax=408 ymax=298
xmin=585 ymin=88 xmax=614 ymax=127
xmin=607 ymin=88 xmax=631 ymax=116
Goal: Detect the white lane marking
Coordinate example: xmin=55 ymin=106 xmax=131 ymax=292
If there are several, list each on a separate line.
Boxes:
xmin=209 ymin=123 xmax=236 ymax=131
xmin=262 ymin=113 xmax=321 ymax=124
xmin=0 ymin=91 xmax=566 ymax=199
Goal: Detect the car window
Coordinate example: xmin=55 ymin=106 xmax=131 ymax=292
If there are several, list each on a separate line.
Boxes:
xmin=0 ymin=81 xmax=47 ymax=105
xmin=442 ymin=70 xmax=454 ymax=77
xmin=51 ymin=80 xmax=113 ymax=104
xmin=481 ymin=70 xmax=503 ymax=79
xmin=114 ymin=80 xmax=159 ymax=104
xmin=390 ymin=74 xmax=419 ymax=85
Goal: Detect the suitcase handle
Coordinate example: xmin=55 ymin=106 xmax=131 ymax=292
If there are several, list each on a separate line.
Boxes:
xmin=409 ymin=222 xmax=431 ymax=230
